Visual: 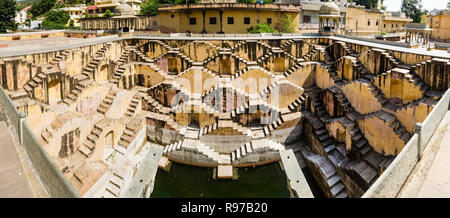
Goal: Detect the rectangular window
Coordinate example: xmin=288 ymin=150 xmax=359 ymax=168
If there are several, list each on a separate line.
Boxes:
xmin=376 ymin=20 xmax=379 ymax=26
xmin=244 ymin=17 xmax=250 ymax=25
xmin=384 ymin=23 xmax=386 ymax=28
xmin=392 ymin=24 xmax=394 ymax=28
xmin=189 ymin=17 xmax=196 ymax=25
xmin=227 ymin=17 xmax=234 ymax=24
xmin=396 ymin=24 xmax=398 ymax=28
xmin=368 ymin=20 xmax=370 ymax=26
xmin=171 ymin=14 xmax=174 ymax=18
xmin=209 ymin=17 xmax=217 ymax=25
xmin=303 ymin=15 xmax=311 ymax=23
xmin=267 ymin=18 xmax=272 ymax=24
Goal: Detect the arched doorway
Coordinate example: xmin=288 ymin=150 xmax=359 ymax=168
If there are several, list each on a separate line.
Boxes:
xmin=48 ymin=79 xmax=61 ymax=105
xmin=104 ymin=131 xmax=114 ymax=149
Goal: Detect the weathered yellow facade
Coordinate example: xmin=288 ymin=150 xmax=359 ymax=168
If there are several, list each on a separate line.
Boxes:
xmin=158 ymin=3 xmax=300 ymax=33
xmin=426 ymin=11 xmax=450 ymax=42
xmin=381 ymin=16 xmax=412 ymax=33
xmin=345 ymin=6 xmax=382 ymax=36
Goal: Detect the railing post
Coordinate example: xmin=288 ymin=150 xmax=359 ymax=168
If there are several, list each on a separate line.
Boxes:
xmin=415 ymin=122 xmax=422 ymax=161
xmin=18 ymin=111 xmax=26 ymax=144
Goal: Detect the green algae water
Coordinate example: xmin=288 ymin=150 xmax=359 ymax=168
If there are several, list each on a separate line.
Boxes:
xmin=151 ymin=162 xmax=290 ymax=198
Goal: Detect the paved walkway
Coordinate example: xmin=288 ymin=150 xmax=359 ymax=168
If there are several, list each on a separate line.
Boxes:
xmin=0 ymin=107 xmax=33 ymax=197
xmin=330 ymin=36 xmax=450 ymax=59
xmin=0 ymin=35 xmax=120 ymax=58
xmin=279 ymin=149 xmax=313 ymax=198
xmin=399 ymin=111 xmax=450 ymax=197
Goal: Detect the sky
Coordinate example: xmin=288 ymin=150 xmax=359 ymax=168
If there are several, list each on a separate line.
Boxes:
xmin=383 ymin=0 xmax=449 ymax=12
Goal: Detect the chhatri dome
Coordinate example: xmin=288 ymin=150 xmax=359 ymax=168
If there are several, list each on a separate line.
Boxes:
xmin=115 ymin=1 xmax=135 ymax=17
xmin=319 ymin=1 xmax=341 ymax=16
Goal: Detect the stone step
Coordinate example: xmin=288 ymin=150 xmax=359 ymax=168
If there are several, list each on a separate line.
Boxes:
xmin=118 ymin=139 xmax=129 ymax=149
xmin=78 ymin=145 xmax=92 ymax=157
xmin=84 ymin=140 xmax=95 ymax=150
xmin=87 ymin=134 xmax=99 ymax=144
xmin=330 ymin=182 xmax=345 ymax=197
xmin=102 ymin=190 xmax=116 ymax=198
xmin=106 ymin=182 xmax=120 ymax=197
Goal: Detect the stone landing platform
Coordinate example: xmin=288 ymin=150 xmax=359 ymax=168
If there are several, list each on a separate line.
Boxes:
xmin=279 ymin=149 xmax=313 ymax=198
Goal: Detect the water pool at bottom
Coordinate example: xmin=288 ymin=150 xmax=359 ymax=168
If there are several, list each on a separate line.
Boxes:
xmin=151 ymin=162 xmax=291 ymax=198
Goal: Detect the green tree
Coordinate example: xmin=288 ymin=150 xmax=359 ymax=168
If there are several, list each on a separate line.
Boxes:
xmin=141 ymin=0 xmax=159 ymax=16
xmin=448 ymin=1 xmax=450 ymax=10
xmin=69 ymin=19 xmax=75 ymax=27
xmin=278 ymin=14 xmax=296 ymax=33
xmin=0 ymin=0 xmax=17 ymax=33
xmin=248 ymin=23 xmax=278 ymax=33
xmin=42 ymin=10 xmax=70 ymax=29
xmin=16 ymin=0 xmax=38 ymax=11
xmin=103 ymin=9 xmax=113 ymax=17
xmin=349 ymin=0 xmax=383 ymax=9
xmin=30 ymin=0 xmax=56 ymax=18
xmin=401 ymin=0 xmax=423 ymax=23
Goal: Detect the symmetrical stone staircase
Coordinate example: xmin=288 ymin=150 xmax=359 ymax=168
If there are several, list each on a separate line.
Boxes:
xmin=163 ymin=139 xmax=222 ymax=163
xmin=49 ymin=50 xmax=71 ymax=66
xmin=325 ymin=64 xmax=346 ymax=87
xmin=23 ymin=70 xmax=47 ymax=98
xmin=279 ymin=39 xmax=294 ymax=50
xmin=199 ymin=120 xmax=219 ymax=136
xmin=283 ymin=62 xmax=303 ymax=78
xmin=111 ymin=65 xmax=126 ymax=85
xmin=102 ymin=173 xmax=124 ymax=198
xmin=230 ymin=138 xmax=284 ymax=163
xmin=366 ymin=110 xmax=411 ymax=143
xmin=304 ymin=111 xmax=381 ymax=194
xmin=116 ymin=116 xmax=144 ymax=154
xmin=63 ymin=80 xmax=93 ymax=105
xmin=366 ymin=81 xmax=389 ymax=105
xmin=97 ymin=89 xmax=118 ymax=114
xmin=81 ymin=43 xmax=113 ymax=81
xmin=41 ymin=126 xmax=56 ymax=144
xmin=303 ymin=49 xmax=318 ymax=61
xmin=230 ymin=142 xmax=253 ymax=162
xmin=78 ymin=119 xmax=108 ymax=157
xmin=125 ymin=94 xmax=141 ymax=117
xmin=287 ymin=94 xmax=307 ymax=112
xmin=299 ymin=144 xmax=349 ymax=198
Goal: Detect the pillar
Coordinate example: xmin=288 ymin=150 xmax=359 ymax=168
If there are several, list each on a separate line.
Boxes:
xmin=202 ymin=10 xmax=206 ymax=33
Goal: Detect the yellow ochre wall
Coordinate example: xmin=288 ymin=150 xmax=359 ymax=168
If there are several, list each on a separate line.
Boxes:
xmin=345 ymin=7 xmax=381 ymax=36
xmin=427 ymin=14 xmax=450 ymax=42
xmin=381 ymin=19 xmax=410 ymax=33
xmin=159 ymin=10 xmax=299 ymax=33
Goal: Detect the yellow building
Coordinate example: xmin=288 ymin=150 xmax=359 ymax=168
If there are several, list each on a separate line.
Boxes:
xmin=344 ymin=6 xmax=383 ymax=36
xmin=61 ymin=6 xmax=86 ymax=27
xmin=381 ymin=12 xmax=412 ymax=33
xmin=94 ymin=0 xmax=142 ymax=15
xmin=158 ymin=3 xmax=300 ymax=34
xmin=426 ymin=10 xmax=450 ymax=42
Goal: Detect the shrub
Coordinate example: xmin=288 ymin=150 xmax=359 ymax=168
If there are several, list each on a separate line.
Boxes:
xmin=140 ymin=0 xmax=159 ymax=16
xmin=42 ymin=10 xmax=70 ymax=29
xmin=30 ymin=0 xmax=56 ymax=18
xmin=247 ymin=23 xmax=278 ymax=33
xmin=278 ymin=14 xmax=296 ymax=33
xmin=0 ymin=0 xmax=17 ymax=33
xmin=103 ymin=10 xmax=113 ymax=17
